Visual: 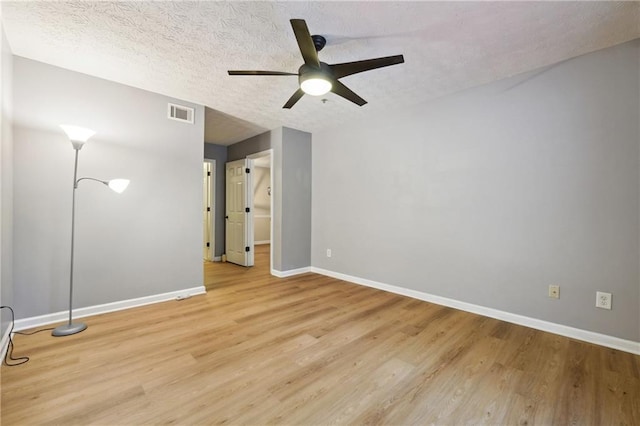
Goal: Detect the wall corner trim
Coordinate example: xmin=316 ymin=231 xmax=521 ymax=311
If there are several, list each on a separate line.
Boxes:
xmin=310 ymin=267 xmax=640 ymax=355
xmin=271 ymin=267 xmax=312 ymax=278
xmin=13 ymin=286 xmax=207 ymax=331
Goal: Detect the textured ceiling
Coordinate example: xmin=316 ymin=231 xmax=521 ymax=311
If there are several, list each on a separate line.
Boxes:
xmin=3 ymin=1 xmax=639 ymax=145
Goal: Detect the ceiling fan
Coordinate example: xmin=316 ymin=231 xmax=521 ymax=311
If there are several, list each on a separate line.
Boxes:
xmin=228 ymin=19 xmax=405 ymax=109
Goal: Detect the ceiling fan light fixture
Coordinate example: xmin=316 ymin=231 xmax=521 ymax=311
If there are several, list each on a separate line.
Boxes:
xmin=228 ymin=19 xmax=404 ymax=108
xmin=300 ymin=74 xmax=332 ymax=96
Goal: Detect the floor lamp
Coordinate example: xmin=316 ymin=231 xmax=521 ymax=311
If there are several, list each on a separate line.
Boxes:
xmin=52 ymin=125 xmax=130 ymax=337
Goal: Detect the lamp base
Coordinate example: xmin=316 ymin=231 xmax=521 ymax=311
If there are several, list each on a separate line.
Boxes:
xmin=52 ymin=322 xmax=87 ymax=337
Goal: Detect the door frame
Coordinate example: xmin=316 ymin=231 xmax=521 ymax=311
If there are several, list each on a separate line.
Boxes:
xmin=203 ymin=159 xmax=216 ymax=262
xmin=247 ymin=149 xmax=273 ymax=272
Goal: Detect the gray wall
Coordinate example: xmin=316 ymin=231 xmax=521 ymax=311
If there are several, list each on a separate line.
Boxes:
xmin=228 ymin=131 xmax=271 ymax=162
xmin=0 ymin=18 xmax=14 ymax=336
xmin=279 ymin=127 xmax=311 ymax=271
xmin=203 ymin=142 xmax=227 ymax=257
xmin=312 ymin=40 xmax=639 ymax=341
xmin=13 ymin=57 xmax=204 ymax=319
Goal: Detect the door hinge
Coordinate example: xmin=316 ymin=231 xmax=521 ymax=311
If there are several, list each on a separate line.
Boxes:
xmin=245 ymin=246 xmax=250 ymax=252
xmin=207 ymin=171 xmax=211 ymax=176
xmin=245 ymin=168 xmax=250 ymax=174
xmin=245 ymin=207 xmax=250 ymax=213
xmin=206 ymin=242 xmax=210 ymax=247
xmin=207 ymin=207 xmax=211 ymax=212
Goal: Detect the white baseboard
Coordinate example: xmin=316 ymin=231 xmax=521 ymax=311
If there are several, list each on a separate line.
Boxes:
xmin=13 ymin=286 xmax=206 ymax=331
xmin=255 ymin=240 xmax=270 ymax=245
xmin=271 ymin=267 xmax=311 ymax=278
xmin=213 ymin=256 xmax=222 ymax=262
xmin=310 ymin=267 xmax=640 ymax=355
xmin=0 ymin=324 xmax=11 ymax=362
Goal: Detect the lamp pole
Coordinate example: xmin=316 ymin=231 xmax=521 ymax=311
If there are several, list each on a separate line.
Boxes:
xmin=52 ymin=125 xmax=129 ymax=337
xmin=52 ymin=144 xmax=87 ymax=336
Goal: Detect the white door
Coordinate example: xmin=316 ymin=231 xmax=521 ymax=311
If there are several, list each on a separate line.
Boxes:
xmin=225 ymin=159 xmax=254 ymax=266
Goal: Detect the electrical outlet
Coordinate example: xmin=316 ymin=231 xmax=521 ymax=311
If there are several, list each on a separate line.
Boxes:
xmin=326 ymin=249 xmax=332 ymax=258
xmin=548 ymin=285 xmax=560 ymax=299
xmin=596 ymin=291 xmax=612 ymax=310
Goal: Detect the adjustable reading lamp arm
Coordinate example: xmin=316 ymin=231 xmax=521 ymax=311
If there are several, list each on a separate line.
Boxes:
xmin=75 ymin=177 xmax=108 ymax=189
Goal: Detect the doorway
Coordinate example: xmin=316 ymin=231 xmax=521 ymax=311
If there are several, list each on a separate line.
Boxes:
xmin=221 ymin=150 xmax=274 ymax=270
xmin=251 ymin=154 xmax=271 ymax=245
xmin=248 ymin=150 xmax=273 ymax=271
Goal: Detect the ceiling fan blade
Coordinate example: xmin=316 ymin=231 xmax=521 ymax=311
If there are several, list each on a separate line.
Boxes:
xmin=330 ymin=80 xmax=367 ymax=106
xmin=329 ymin=55 xmax=405 ymax=79
xmin=283 ymin=88 xmax=305 ymax=109
xmin=290 ymin=19 xmax=320 ymax=68
xmin=228 ymin=70 xmax=298 ymax=76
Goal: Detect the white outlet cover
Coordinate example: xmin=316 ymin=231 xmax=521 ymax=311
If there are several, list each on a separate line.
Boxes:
xmin=596 ymin=291 xmax=612 ymax=310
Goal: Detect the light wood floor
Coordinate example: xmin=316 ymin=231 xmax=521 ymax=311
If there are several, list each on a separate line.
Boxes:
xmin=2 ymin=244 xmax=639 ymax=425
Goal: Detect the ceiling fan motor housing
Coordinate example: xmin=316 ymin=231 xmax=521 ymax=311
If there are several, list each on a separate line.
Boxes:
xmin=299 ymin=63 xmax=333 ymax=80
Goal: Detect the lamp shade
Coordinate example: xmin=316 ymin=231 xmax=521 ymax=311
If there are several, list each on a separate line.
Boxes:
xmin=60 ymin=125 xmax=95 ymax=150
xmin=107 ymin=179 xmax=130 ymax=194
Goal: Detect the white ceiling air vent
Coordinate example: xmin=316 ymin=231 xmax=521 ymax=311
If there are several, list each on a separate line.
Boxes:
xmin=168 ymin=103 xmax=194 ymax=124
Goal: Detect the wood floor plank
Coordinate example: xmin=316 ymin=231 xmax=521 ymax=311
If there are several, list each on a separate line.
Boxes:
xmin=2 ymin=244 xmax=639 ymax=425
